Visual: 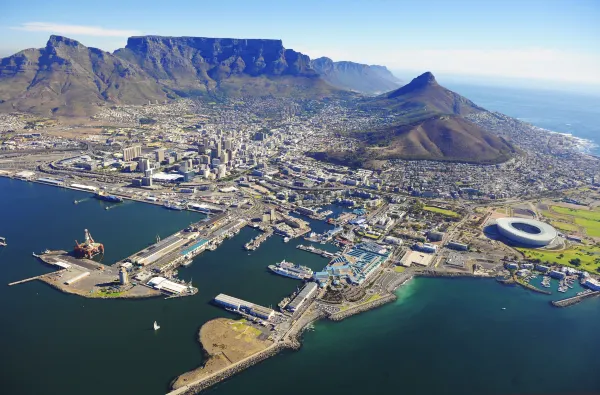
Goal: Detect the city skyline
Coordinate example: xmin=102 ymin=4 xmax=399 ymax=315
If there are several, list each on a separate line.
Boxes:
xmin=1 ymin=0 xmax=599 ymax=91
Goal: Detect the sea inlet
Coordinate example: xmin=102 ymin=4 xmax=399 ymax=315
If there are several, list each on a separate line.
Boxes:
xmin=1 ymin=177 xmax=600 ymax=395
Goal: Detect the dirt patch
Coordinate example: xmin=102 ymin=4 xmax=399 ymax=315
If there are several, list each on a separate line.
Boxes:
xmin=172 ymin=318 xmax=273 ymax=389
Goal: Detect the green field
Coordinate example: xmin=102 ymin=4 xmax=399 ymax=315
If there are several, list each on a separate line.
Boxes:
xmin=518 ymin=245 xmax=600 ymax=272
xmin=552 ymin=206 xmax=600 ymax=221
xmin=550 ymin=221 xmax=579 ymax=232
xmin=423 ymin=206 xmax=460 ymax=218
xmin=574 ymin=218 xmax=600 ymax=238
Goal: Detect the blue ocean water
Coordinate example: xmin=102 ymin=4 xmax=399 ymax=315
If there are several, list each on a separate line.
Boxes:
xmin=446 ymin=83 xmax=600 ymax=155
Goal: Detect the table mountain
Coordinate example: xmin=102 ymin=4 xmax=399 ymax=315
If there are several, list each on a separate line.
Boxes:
xmin=310 ymin=57 xmax=402 ymax=94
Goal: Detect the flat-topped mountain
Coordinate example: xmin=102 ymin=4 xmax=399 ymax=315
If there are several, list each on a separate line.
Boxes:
xmin=0 ymin=35 xmax=339 ymax=115
xmin=310 ymin=57 xmax=402 ymax=94
xmin=115 ymin=36 xmax=324 ymax=95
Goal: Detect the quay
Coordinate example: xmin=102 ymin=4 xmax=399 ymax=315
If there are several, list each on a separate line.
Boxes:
xmin=244 ymin=228 xmax=274 ymax=251
xmin=296 ymin=244 xmax=336 ymax=259
xmin=551 ymin=290 xmax=600 ymax=307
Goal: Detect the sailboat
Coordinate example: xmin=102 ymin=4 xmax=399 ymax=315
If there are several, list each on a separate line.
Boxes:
xmin=153 ymin=321 xmax=160 ymax=331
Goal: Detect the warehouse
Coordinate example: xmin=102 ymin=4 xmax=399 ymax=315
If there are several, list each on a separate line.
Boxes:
xmin=287 ymin=282 xmax=318 ymax=312
xmin=134 ymin=235 xmax=186 ymax=266
xmin=213 ymin=293 xmax=275 ymax=321
xmin=147 ymin=277 xmax=189 ymax=294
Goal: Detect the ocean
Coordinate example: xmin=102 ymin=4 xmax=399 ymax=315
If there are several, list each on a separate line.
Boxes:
xmin=2 ymin=178 xmax=600 ymax=395
xmin=445 ymin=83 xmax=600 ymax=155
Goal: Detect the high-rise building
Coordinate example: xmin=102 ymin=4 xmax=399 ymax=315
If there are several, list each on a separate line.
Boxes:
xmin=215 ymin=140 xmax=222 ymax=158
xmin=141 ymin=176 xmax=153 ymax=187
xmin=154 ymin=148 xmax=165 ymax=163
xmin=138 ymin=158 xmax=150 ymax=173
xmin=224 ymin=138 xmax=232 ymax=150
xmin=123 ymin=146 xmax=142 ymax=162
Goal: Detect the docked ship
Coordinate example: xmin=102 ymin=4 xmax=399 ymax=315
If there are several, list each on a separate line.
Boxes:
xmin=268 ymin=259 xmax=313 ymax=280
xmin=164 ymin=201 xmax=183 ymax=211
xmin=93 ymin=191 xmax=123 ymax=203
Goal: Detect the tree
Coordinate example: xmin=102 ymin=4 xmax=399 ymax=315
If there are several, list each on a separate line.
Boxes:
xmin=569 ymin=258 xmax=581 ymax=267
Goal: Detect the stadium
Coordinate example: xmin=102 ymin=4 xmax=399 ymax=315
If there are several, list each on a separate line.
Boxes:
xmin=495 ymin=217 xmax=558 ymax=247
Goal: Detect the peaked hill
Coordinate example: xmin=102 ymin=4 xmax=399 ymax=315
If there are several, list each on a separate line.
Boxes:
xmin=310 ymin=57 xmax=402 ymax=94
xmin=311 ymin=72 xmax=516 ymax=167
xmin=0 ymin=35 xmax=169 ymax=116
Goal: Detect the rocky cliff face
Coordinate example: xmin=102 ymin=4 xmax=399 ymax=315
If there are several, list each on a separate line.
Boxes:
xmin=114 ymin=36 xmax=319 ymax=93
xmin=310 ymin=57 xmax=402 ymax=94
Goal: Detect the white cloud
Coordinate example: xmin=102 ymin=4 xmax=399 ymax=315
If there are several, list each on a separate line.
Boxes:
xmin=298 ymin=44 xmax=600 ymax=86
xmin=11 ymin=22 xmax=140 ymax=37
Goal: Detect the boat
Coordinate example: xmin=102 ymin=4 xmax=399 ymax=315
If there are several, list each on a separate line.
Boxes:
xmin=0 ymin=237 xmax=6 ymax=247
xmin=502 ymin=307 xmax=506 ymax=310
xmin=153 ymin=321 xmax=160 ymax=331
xmin=94 ymin=191 xmax=123 ymax=203
xmin=182 ymin=259 xmax=193 ymax=267
xmin=164 ymin=202 xmax=183 ymax=211
xmin=268 ymin=260 xmax=313 ymax=280
xmin=283 ymin=237 xmax=290 ymax=243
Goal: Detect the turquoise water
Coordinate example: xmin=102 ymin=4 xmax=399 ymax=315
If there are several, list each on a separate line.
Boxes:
xmin=446 ymin=83 xmax=600 ymax=155
xmin=2 ymin=178 xmax=600 ymax=394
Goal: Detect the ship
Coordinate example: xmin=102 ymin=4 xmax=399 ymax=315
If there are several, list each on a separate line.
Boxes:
xmin=0 ymin=236 xmax=6 ymax=247
xmin=164 ymin=201 xmax=183 ymax=211
xmin=268 ymin=259 xmax=313 ymax=280
xmin=93 ymin=191 xmax=123 ymax=203
xmin=74 ymin=229 xmax=104 ymax=259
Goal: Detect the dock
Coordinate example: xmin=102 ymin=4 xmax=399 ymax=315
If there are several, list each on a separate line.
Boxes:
xmin=8 ymin=270 xmax=64 ymax=286
xmin=551 ymin=290 xmax=600 ymax=307
xmin=296 ymin=244 xmax=336 ymax=258
xmin=244 ymin=228 xmax=274 ymax=251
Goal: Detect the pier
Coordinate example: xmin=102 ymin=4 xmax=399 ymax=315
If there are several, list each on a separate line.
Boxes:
xmin=244 ymin=228 xmax=274 ymax=251
xmin=8 ymin=271 xmax=63 ymax=286
xmin=551 ymin=290 xmax=600 ymax=307
xmin=296 ymin=244 xmax=336 ymax=259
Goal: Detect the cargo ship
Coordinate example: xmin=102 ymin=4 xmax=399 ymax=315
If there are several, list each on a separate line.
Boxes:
xmin=268 ymin=259 xmax=313 ymax=280
xmin=94 ymin=191 xmax=123 ymax=203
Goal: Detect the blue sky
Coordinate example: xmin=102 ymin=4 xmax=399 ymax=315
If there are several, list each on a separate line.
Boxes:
xmin=2 ymin=0 xmax=599 ymax=89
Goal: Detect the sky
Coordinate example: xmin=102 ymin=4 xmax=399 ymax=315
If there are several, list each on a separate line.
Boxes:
xmin=1 ymin=0 xmax=599 ymax=92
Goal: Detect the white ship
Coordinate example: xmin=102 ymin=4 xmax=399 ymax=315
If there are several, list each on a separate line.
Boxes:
xmin=153 ymin=321 xmax=160 ymax=331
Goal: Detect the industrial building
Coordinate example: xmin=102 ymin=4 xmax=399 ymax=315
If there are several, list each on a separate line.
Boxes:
xmin=496 ymin=217 xmax=558 ymax=247
xmin=180 ymin=239 xmax=209 ymax=258
xmin=134 ymin=234 xmax=187 ymax=266
xmin=287 ymin=282 xmax=318 ymax=312
xmin=213 ymin=293 xmax=275 ymax=321
xmin=147 ymin=276 xmax=189 ymax=294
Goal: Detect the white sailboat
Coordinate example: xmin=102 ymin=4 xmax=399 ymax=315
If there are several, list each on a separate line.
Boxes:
xmin=153 ymin=321 xmax=160 ymax=331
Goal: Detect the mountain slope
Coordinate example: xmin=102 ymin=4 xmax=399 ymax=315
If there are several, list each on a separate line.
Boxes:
xmin=0 ymin=36 xmax=170 ymax=116
xmin=310 ymin=72 xmax=516 ymax=167
xmin=365 ymin=71 xmax=485 ymax=117
xmin=310 ymin=57 xmax=402 ymax=94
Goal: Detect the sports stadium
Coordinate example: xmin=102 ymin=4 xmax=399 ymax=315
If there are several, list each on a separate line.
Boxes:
xmin=495 ymin=217 xmax=558 ymax=247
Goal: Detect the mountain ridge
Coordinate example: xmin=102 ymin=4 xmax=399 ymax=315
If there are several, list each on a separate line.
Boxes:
xmin=310 ymin=56 xmax=402 ymax=94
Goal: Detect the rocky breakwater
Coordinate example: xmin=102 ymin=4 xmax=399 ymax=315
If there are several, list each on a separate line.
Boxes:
xmin=170 ymin=318 xmax=298 ymax=395
xmin=329 ymin=293 xmax=397 ymax=321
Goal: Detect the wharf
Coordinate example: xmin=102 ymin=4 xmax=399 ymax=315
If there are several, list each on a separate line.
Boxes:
xmin=244 ymin=228 xmax=274 ymax=251
xmin=296 ymin=244 xmax=336 ymax=259
xmin=551 ymin=290 xmax=600 ymax=307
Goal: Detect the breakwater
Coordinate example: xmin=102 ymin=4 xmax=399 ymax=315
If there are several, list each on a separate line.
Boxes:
xmin=329 ymin=294 xmax=397 ymax=321
xmin=169 ymin=342 xmax=294 ymax=395
xmin=552 ymin=291 xmax=600 ymax=307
